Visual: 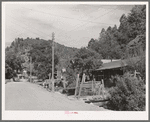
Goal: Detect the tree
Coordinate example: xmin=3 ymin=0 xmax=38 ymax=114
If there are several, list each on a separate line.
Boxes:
xmin=112 ymin=25 xmax=117 ymax=33
xmin=105 ymin=73 xmax=145 ymax=111
xmin=125 ymin=54 xmax=146 ymax=81
xmin=93 ymin=26 xmax=123 ymax=59
xmin=107 ymin=26 xmax=112 ymax=32
xmin=5 ymin=50 xmax=23 ymax=74
xmin=88 ymin=38 xmax=99 ymax=50
xmin=29 ymin=41 xmax=59 ymax=80
xmin=99 ymin=28 xmax=106 ymax=39
xmin=128 ymin=5 xmax=146 ymax=37
xmin=5 ymin=63 xmax=14 ymax=79
xmin=71 ymin=47 xmax=102 ymax=76
xmin=64 ymin=47 xmax=102 ymax=87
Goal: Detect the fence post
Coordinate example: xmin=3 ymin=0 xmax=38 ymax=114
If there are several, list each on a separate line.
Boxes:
xmin=78 ymin=73 xmax=85 ymax=99
xmin=98 ymin=85 xmax=101 ymax=95
xmin=63 ymin=78 xmax=66 ymax=89
xmin=101 ymin=79 xmax=105 ymax=98
xmin=49 ymin=73 xmax=51 ymax=88
xmin=92 ymin=79 xmax=94 ymax=92
xmin=74 ymin=74 xmax=79 ymax=97
xmin=134 ymin=70 xmax=137 ymax=78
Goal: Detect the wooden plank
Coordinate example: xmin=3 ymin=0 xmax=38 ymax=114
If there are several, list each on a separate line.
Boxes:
xmin=98 ymin=86 xmax=101 ymax=95
xmin=81 ymin=81 xmax=96 ymax=88
xmin=84 ymin=81 xmax=93 ymax=84
xmin=49 ymin=73 xmax=51 ymax=87
xmin=82 ymin=84 xmax=92 ymax=88
xmin=78 ymin=73 xmax=85 ymax=99
xmin=85 ymin=99 xmax=108 ymax=103
xmin=101 ymin=79 xmax=104 ymax=98
xmin=63 ymin=81 xmax=66 ymax=89
xmin=92 ymin=80 xmax=94 ymax=92
xmin=64 ymin=87 xmax=76 ymax=90
xmin=74 ymin=74 xmax=79 ymax=97
xmin=86 ymin=95 xmax=103 ymax=99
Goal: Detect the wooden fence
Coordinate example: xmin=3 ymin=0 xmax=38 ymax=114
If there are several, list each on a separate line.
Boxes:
xmin=63 ymin=73 xmax=105 ymax=99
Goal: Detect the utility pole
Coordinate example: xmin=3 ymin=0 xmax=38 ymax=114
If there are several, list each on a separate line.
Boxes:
xmin=30 ymin=56 xmax=32 ymax=82
xmin=51 ymin=32 xmax=55 ymax=92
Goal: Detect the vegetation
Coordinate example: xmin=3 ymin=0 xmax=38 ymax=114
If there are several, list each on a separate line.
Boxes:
xmin=5 ymin=48 xmax=24 ymax=79
xmin=29 ymin=41 xmax=59 ymax=80
xmin=88 ymin=5 xmax=146 ymax=61
xmin=65 ymin=47 xmax=102 ymax=87
xmin=5 ymin=38 xmax=79 ymax=80
xmin=87 ymin=5 xmax=146 ymax=111
xmin=104 ymin=74 xmax=145 ymax=111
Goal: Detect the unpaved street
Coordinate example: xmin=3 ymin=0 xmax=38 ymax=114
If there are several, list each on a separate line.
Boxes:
xmin=5 ymin=80 xmax=107 ymax=111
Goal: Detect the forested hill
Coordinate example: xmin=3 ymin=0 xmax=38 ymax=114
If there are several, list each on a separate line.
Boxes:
xmin=6 ymin=37 xmax=79 ymax=60
xmin=5 ymin=37 xmax=79 ymax=79
xmin=88 ymin=5 xmax=146 ymax=60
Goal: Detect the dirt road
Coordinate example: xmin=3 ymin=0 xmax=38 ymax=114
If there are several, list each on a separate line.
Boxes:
xmin=5 ymin=80 xmax=108 ymax=111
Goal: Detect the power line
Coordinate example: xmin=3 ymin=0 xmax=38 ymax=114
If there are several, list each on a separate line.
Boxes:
xmin=6 ymin=6 xmax=118 ymax=47
xmin=56 ymin=7 xmax=117 ymax=40
xmin=8 ymin=19 xmax=47 ymax=39
xmin=98 ymin=6 xmax=119 ymax=10
xmin=7 ymin=8 xmax=116 ymax=44
xmin=20 ymin=6 xmax=118 ymax=39
xmin=6 ymin=14 xmax=50 ymax=38
xmin=5 ymin=27 xmax=24 ymax=37
xmin=15 ymin=7 xmax=115 ymax=40
xmin=9 ymin=6 xmax=118 ymax=36
xmin=65 ymin=7 xmax=117 ymax=32
xmin=21 ymin=7 xmax=116 ymax=26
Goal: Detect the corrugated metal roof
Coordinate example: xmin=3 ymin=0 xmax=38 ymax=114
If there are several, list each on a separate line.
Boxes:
xmin=96 ymin=57 xmax=141 ymax=71
xmin=96 ymin=60 xmax=127 ymax=70
xmin=101 ymin=59 xmax=120 ymax=64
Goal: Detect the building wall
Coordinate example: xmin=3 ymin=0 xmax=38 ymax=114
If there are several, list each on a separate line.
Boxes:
xmin=92 ymin=68 xmax=124 ymax=87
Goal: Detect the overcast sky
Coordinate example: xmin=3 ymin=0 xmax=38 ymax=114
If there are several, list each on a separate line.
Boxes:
xmin=4 ymin=2 xmax=134 ymax=48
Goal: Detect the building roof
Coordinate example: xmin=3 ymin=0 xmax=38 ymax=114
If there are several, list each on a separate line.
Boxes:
xmin=96 ymin=60 xmax=127 ymax=71
xmin=101 ymin=59 xmax=120 ymax=64
xmin=96 ymin=57 xmax=141 ymax=71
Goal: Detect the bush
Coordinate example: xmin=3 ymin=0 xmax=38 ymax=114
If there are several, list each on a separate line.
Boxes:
xmin=105 ymin=73 xmax=145 ymax=111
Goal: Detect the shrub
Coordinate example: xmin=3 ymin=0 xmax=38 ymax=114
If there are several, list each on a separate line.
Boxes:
xmin=105 ymin=73 xmax=145 ymax=111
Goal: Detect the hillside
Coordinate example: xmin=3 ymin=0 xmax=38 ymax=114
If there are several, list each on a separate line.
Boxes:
xmin=5 ymin=38 xmax=79 ymax=79
xmin=6 ymin=37 xmax=79 ymax=59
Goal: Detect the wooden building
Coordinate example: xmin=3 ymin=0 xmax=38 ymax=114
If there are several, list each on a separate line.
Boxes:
xmin=92 ymin=60 xmax=127 ymax=87
xmin=92 ymin=57 xmax=141 ymax=87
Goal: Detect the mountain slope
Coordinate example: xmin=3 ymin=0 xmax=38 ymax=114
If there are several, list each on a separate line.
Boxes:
xmin=6 ymin=37 xmax=79 ymax=60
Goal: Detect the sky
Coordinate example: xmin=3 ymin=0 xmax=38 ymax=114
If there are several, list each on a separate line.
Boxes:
xmin=3 ymin=2 xmax=134 ymax=48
